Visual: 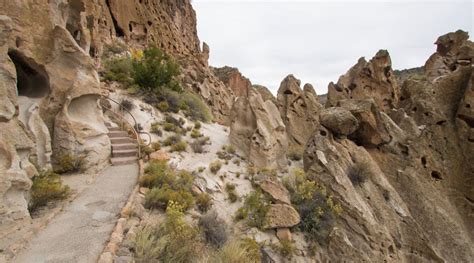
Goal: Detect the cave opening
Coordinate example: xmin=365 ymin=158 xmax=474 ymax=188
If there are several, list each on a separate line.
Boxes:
xmin=8 ymin=50 xmax=50 ymax=98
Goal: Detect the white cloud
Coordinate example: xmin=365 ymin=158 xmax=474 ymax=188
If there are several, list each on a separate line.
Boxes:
xmin=194 ymin=1 xmax=472 ymax=94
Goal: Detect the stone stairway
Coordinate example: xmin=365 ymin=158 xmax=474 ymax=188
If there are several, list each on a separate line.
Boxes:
xmin=106 ymin=123 xmax=138 ymax=166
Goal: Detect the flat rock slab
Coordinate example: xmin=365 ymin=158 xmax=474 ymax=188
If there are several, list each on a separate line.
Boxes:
xmin=13 ymin=163 xmax=139 ymax=263
xmin=264 ymin=204 xmax=300 ymax=229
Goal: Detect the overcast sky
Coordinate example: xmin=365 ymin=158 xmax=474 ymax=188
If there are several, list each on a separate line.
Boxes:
xmin=193 ymin=0 xmax=472 ymax=95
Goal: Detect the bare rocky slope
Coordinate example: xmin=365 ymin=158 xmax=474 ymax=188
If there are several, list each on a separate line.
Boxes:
xmin=0 ymin=0 xmax=473 ymax=262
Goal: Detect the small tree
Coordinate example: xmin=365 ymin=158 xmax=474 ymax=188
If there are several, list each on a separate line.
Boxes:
xmin=132 ymin=46 xmax=181 ymax=93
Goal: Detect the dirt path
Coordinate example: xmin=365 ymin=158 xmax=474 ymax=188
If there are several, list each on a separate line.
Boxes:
xmin=12 ymin=164 xmax=139 ymax=263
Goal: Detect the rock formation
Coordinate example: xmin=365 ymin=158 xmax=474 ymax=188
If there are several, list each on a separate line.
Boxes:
xmin=213 ymin=66 xmax=252 ymax=97
xmin=230 ymin=88 xmax=288 ymax=169
xmin=276 ymin=75 xmax=323 ymax=146
xmin=326 ymin=50 xmax=400 ymax=112
xmin=303 ymin=30 xmax=474 ymax=262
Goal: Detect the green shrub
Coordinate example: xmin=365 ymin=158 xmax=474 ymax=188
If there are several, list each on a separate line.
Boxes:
xmin=157 ymin=101 xmax=169 ymax=112
xmin=181 ymin=92 xmax=213 ymax=122
xmin=216 ymin=150 xmax=232 ymax=161
xmin=225 ymin=144 xmax=236 ymax=155
xmin=196 ymin=192 xmax=213 ymax=212
xmin=145 ymin=186 xmax=194 ymax=210
xmin=347 ymin=161 xmax=370 ymax=187
xmin=275 ymin=240 xmax=296 ymax=258
xmin=102 ymin=40 xmax=128 ymax=58
xmin=170 ymin=141 xmax=187 ymax=152
xmin=237 ymin=191 xmax=270 ymax=229
xmin=53 ymin=152 xmax=86 ymax=174
xmin=132 ymin=46 xmax=181 ymax=93
xmin=159 ymin=89 xmax=181 ymax=113
xmin=191 ymin=139 xmax=206 ymax=153
xmin=190 ymin=129 xmax=202 ymax=139
xmin=151 ymin=141 xmax=161 ymax=151
xmin=226 ymin=183 xmax=238 ymax=203
xmin=102 ymin=57 xmax=134 ymax=87
xmin=209 ymin=160 xmax=222 ymax=174
xmin=287 ymin=145 xmax=303 ymax=161
xmin=134 ymin=202 xmax=205 ymax=262
xmin=284 ymin=169 xmax=342 ymax=245
xmin=140 ymin=144 xmax=154 ymax=159
xmin=214 ymin=238 xmax=261 ymax=263
xmin=199 ymin=211 xmax=228 ymax=248
xmin=150 ymin=122 xmax=162 ymax=136
xmin=194 ymin=121 xmax=202 ymax=130
xmin=163 ymin=134 xmax=182 ymax=146
xmin=28 ymin=170 xmax=70 ymax=212
xmin=163 ymin=122 xmax=177 ymax=132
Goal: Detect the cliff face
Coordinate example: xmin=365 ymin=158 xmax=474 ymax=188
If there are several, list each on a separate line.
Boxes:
xmin=0 ymin=0 xmax=233 ymax=231
xmin=305 ymin=30 xmax=473 ymax=262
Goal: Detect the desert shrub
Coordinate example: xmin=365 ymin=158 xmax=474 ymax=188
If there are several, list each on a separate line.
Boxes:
xmin=257 ymin=168 xmax=277 ymax=179
xmin=145 ymin=186 xmax=194 ymax=210
xmin=214 ymin=238 xmax=261 ymax=263
xmin=287 ymin=145 xmax=303 ymax=161
xmin=159 ymin=89 xmax=181 ymax=113
xmin=284 ymin=169 xmax=342 ymax=245
xmin=157 ymin=101 xmax=169 ymax=112
xmin=140 ymin=144 xmax=154 ymax=159
xmin=347 ymin=161 xmax=370 ymax=187
xmin=191 ymin=139 xmax=206 ymax=153
xmin=102 ymin=40 xmax=128 ymax=58
xmin=102 ymin=57 xmax=134 ymax=87
xmin=236 ymin=190 xmax=270 ymax=229
xmin=132 ymin=46 xmax=181 ymax=93
xmin=226 ymin=183 xmax=238 ymax=203
xmin=209 ymin=160 xmax=222 ymax=174
xmin=170 ymin=141 xmax=187 ymax=152
xmin=163 ymin=134 xmax=182 ymax=146
xmin=163 ymin=122 xmax=177 ymax=132
xmin=165 ymin=115 xmax=182 ymax=127
xmin=141 ymin=161 xmax=193 ymax=189
xmin=196 ymin=192 xmax=213 ymax=212
xmin=181 ymin=92 xmax=213 ymax=122
xmin=233 ymin=159 xmax=241 ymax=166
xmin=133 ymin=226 xmax=161 ymax=263
xmin=120 ymin=99 xmax=135 ymax=111
xmin=151 ymin=141 xmax=161 ymax=151
xmin=199 ymin=211 xmax=228 ymax=248
xmin=225 ymin=144 xmax=236 ymax=155
xmin=134 ymin=202 xmax=205 ymax=262
xmin=150 ymin=122 xmax=162 ymax=136
xmin=190 ymin=129 xmax=202 ymax=139
xmin=216 ymin=150 xmax=233 ymax=161
xmin=194 ymin=121 xmax=202 ymax=130
xmin=274 ymin=240 xmax=296 ymax=258
xmin=53 ymin=152 xmax=86 ymax=174
xmin=28 ymin=170 xmax=70 ymax=212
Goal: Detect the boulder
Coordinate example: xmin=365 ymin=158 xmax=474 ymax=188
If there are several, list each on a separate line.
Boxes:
xmin=213 ymin=66 xmax=251 ymax=97
xmin=320 ymin=107 xmax=359 ymax=136
xmin=149 ymin=150 xmax=170 ymax=162
xmin=230 ymin=88 xmax=288 ymax=170
xmin=258 ymin=180 xmax=291 ymax=205
xmin=338 ymin=99 xmax=390 ymax=147
xmin=277 ymin=75 xmax=322 ymax=146
xmin=264 ymin=204 xmax=300 ymax=229
xmin=276 ymin=228 xmax=292 ymax=242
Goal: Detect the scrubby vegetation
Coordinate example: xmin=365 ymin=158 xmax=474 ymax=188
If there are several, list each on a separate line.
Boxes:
xmin=214 ymin=238 xmax=261 ymax=263
xmin=226 ymin=183 xmax=239 ymax=203
xmin=120 ymin=99 xmax=135 ymax=111
xmin=199 ymin=211 xmax=228 ymax=248
xmin=287 ymin=145 xmax=303 ymax=161
xmin=163 ymin=134 xmax=182 ymax=146
xmin=196 ymin=192 xmax=213 ymax=212
xmin=347 ymin=161 xmax=370 ymax=187
xmin=28 ymin=170 xmax=70 ymax=212
xmin=53 ymin=152 xmax=86 ymax=174
xmin=191 ymin=138 xmax=207 ymax=153
xmin=140 ymin=161 xmax=195 ymax=211
xmin=235 ymin=190 xmax=270 ymax=229
xmin=170 ymin=141 xmax=187 ymax=152
xmin=284 ymin=168 xmax=342 ymax=245
xmin=209 ymin=160 xmax=222 ymax=174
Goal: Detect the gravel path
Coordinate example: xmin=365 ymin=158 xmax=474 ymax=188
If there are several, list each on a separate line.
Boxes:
xmin=13 ymin=163 xmax=139 ymax=263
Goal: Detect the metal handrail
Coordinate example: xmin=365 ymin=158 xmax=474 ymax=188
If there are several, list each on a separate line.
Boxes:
xmin=101 ymin=95 xmax=152 ymax=159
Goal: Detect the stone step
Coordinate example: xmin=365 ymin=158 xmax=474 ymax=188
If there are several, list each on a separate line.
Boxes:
xmin=110 ymin=137 xmax=135 ymax=144
xmin=107 ymin=126 xmax=121 ymax=132
xmin=111 ymin=156 xmax=138 ymax=166
xmin=108 ymin=131 xmax=129 ymax=138
xmin=112 ymin=149 xmax=138 ymax=158
xmin=112 ymin=143 xmax=138 ymax=151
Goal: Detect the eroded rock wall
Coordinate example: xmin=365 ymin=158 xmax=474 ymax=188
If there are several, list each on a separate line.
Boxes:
xmin=304 ymin=30 xmax=474 ymax=262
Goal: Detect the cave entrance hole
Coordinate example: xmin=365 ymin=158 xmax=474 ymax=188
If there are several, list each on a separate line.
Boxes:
xmin=8 ymin=49 xmax=50 ymax=98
